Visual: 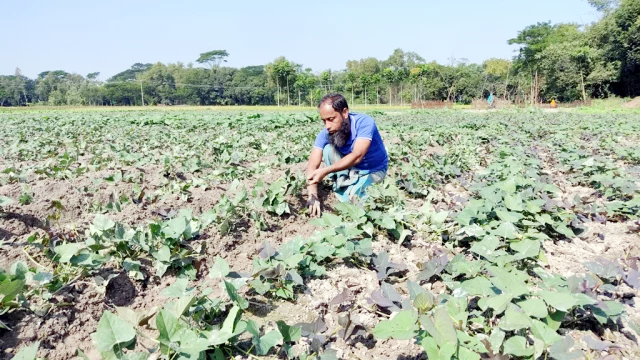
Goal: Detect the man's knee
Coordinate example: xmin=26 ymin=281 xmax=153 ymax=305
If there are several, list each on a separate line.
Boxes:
xmin=322 ymin=144 xmax=335 ymax=156
xmin=322 ymin=144 xmax=337 ymax=165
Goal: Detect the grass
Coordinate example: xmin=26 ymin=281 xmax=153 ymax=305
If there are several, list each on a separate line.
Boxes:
xmin=2 ymin=97 xmax=639 ymax=114
xmin=0 ymin=104 xmax=414 ymax=113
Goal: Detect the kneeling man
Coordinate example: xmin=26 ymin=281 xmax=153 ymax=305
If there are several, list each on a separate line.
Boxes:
xmin=306 ymin=93 xmax=389 ymax=217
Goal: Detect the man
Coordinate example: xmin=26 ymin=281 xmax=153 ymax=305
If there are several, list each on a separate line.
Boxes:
xmin=306 ymin=93 xmax=389 ymax=217
xmin=488 ymin=93 xmax=495 ymax=109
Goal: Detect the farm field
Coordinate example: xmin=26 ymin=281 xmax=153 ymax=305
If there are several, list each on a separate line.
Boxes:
xmin=0 ymin=108 xmax=639 ymax=360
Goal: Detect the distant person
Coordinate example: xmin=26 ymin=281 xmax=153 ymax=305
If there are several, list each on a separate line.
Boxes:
xmin=551 ymin=99 xmax=557 ymax=108
xmin=488 ymin=93 xmax=495 ymax=109
xmin=305 ymin=93 xmax=389 ymax=217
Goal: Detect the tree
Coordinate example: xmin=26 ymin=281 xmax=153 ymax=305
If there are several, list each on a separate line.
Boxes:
xmin=359 ymin=74 xmax=371 ymax=106
xmin=371 ymin=73 xmax=382 ymax=105
xmin=320 ymin=70 xmax=332 ymax=92
xmin=108 ymin=64 xmax=152 ymax=82
xmin=346 ymin=57 xmax=380 ymax=76
xmin=483 ymin=58 xmax=512 ymax=99
xmin=196 ymin=50 xmax=230 ymax=71
xmin=265 ymin=57 xmax=296 ymax=106
xmin=395 ymin=68 xmax=408 ymax=105
xmin=346 ymin=71 xmax=356 ymax=105
xmin=138 ymin=63 xmax=177 ymax=105
xmin=12 ymin=68 xmax=25 ymax=105
xmin=588 ymin=0 xmax=619 ymax=12
xmin=382 ymin=68 xmax=395 ymax=105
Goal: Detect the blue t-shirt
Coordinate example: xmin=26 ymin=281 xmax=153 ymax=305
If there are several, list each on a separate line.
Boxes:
xmin=313 ymin=112 xmax=388 ymax=172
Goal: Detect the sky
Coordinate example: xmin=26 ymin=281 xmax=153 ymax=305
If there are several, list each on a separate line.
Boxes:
xmin=0 ymin=0 xmax=601 ymax=80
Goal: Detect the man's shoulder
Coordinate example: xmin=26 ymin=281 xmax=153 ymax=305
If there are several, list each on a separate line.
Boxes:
xmin=350 ymin=112 xmax=376 ymax=125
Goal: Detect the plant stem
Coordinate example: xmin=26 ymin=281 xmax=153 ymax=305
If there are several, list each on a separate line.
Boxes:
xmin=23 ymin=247 xmax=50 ymax=271
xmin=233 ymin=344 xmax=261 ymax=360
xmin=52 ymin=273 xmax=84 ymax=296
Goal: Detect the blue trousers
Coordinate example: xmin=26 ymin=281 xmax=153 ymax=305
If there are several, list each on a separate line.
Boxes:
xmin=322 ymin=144 xmax=386 ymax=202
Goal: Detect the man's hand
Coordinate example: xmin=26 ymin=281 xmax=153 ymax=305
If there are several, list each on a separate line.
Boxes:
xmin=307 ymin=167 xmax=328 ymax=186
xmin=307 ymin=193 xmax=321 ymax=217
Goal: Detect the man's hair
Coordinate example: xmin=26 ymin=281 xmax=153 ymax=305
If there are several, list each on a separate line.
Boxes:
xmin=318 ymin=93 xmax=349 ymax=113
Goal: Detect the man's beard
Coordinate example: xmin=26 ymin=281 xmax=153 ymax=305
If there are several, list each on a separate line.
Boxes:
xmin=328 ymin=116 xmax=350 ymax=148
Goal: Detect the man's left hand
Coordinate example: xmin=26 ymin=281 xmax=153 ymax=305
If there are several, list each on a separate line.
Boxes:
xmin=307 ymin=168 xmax=328 ymax=186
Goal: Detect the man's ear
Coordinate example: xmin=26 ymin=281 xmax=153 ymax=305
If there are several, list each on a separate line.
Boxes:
xmin=342 ymin=108 xmax=349 ymax=119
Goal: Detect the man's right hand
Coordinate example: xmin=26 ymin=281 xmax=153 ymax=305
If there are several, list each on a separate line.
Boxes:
xmin=307 ymin=193 xmax=321 ymax=217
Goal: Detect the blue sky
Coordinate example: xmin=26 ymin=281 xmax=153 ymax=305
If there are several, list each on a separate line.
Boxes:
xmin=1 ymin=0 xmax=601 ymax=80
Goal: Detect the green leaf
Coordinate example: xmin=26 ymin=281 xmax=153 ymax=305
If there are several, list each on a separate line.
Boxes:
xmin=156 ymin=309 xmax=182 ymax=352
xmin=0 ymin=278 xmax=25 ymax=304
xmin=549 ymin=336 xmax=583 ymax=360
xmin=121 ymin=353 xmax=150 ymax=360
xmin=209 ymin=256 xmax=230 ymax=278
xmin=277 ymin=321 xmax=302 ymax=343
xmin=222 ymin=305 xmax=241 ymax=335
xmin=0 ymin=196 xmax=14 ymax=207
xmin=554 ymin=223 xmax=575 ymax=239
xmin=504 ymin=193 xmax=524 ymax=212
xmin=224 ymin=280 xmax=249 ymax=309
xmin=168 ymin=296 xmax=195 ymax=318
xmin=517 ymin=298 xmax=548 ymax=318
xmin=461 ymin=277 xmax=497 ymax=297
xmin=377 ymin=215 xmax=396 ymax=229
xmin=311 ymin=242 xmax=335 ymax=260
xmin=526 ymin=200 xmax=543 ymax=214
xmin=372 ymin=310 xmax=419 ymax=340
xmin=421 ymin=336 xmax=457 ymax=360
xmin=461 ymin=224 xmax=486 ymax=237
xmin=246 ymin=320 xmax=283 ymax=355
xmin=91 ymin=311 xmax=136 ymax=354
xmin=54 ymin=243 xmax=82 ymax=263
xmin=469 ymin=235 xmax=500 ymax=259
xmin=163 ymin=216 xmax=186 ymax=239
xmin=544 ymin=310 xmax=566 ymax=331
xmin=531 ymin=319 xmax=563 ymax=346
xmin=591 ymin=301 xmax=625 ymax=324
xmin=490 ymin=275 xmax=529 ymax=298
xmin=499 ymin=308 xmax=532 ymax=331
xmin=495 ymin=209 xmax=524 ymax=223
xmin=539 ymin=291 xmax=578 ymax=312
xmin=249 ymin=278 xmax=271 ymax=295
xmin=503 ymin=336 xmax=534 ymax=358
xmin=488 ymin=329 xmax=505 ymax=354
xmin=162 ymin=278 xmax=193 ymax=298
xmin=510 ymin=238 xmax=540 ymax=260
xmin=175 ymin=328 xmax=210 ymax=357
xmin=458 ymin=346 xmax=481 ymax=360
xmin=422 ymin=307 xmax=458 ymax=347
xmin=493 ymin=221 xmax=518 ymax=239
xmin=12 ymin=341 xmax=40 ymax=360
xmin=93 ymin=214 xmax=115 ymax=232
xmin=434 ymin=307 xmax=458 ymax=344
xmin=486 ymin=293 xmax=513 ymax=315
xmin=77 ymin=349 xmax=90 ymax=360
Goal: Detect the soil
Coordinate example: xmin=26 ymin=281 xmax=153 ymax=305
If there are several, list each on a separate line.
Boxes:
xmin=623 ymin=97 xmax=640 ymax=109
xmin=0 ymin=159 xmax=352 ymax=359
xmin=1 ymin=126 xmax=639 ymax=360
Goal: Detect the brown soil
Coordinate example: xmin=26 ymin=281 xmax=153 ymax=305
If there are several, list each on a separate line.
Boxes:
xmin=1 ymin=140 xmax=639 ymax=359
xmin=0 ymin=159 xmax=354 ymax=359
xmin=623 ymin=97 xmax=640 ymax=109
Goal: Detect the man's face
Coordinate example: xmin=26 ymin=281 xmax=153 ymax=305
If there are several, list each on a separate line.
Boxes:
xmin=319 ymin=103 xmax=349 ymax=134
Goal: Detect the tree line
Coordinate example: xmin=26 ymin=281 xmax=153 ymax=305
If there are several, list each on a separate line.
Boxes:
xmin=1 ymin=0 xmax=638 ymax=107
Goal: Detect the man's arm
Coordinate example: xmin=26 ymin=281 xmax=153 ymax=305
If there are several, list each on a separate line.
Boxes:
xmin=306 ymin=147 xmax=323 ymax=195
xmin=307 ymin=139 xmax=371 ymax=185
